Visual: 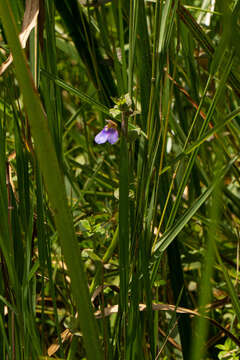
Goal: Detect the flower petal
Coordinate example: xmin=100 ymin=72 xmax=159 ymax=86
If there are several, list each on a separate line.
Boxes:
xmin=107 ymin=128 xmax=119 ymax=144
xmin=94 ymin=128 xmax=109 ymax=144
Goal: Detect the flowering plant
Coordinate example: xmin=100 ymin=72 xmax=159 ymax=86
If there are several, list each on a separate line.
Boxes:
xmin=94 ymin=120 xmax=119 ymax=144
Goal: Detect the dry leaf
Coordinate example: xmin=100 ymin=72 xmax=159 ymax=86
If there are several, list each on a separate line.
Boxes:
xmin=46 ymin=301 xmax=240 ymax=356
xmin=47 ymin=329 xmax=72 ymax=357
xmin=0 ymin=0 xmax=39 ymax=75
xmin=94 ymin=302 xmax=240 ymax=347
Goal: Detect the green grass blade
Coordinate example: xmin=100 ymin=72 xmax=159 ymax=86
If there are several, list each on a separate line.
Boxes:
xmin=153 ymin=155 xmax=239 ymax=255
xmin=0 ymin=2 xmax=103 ymax=359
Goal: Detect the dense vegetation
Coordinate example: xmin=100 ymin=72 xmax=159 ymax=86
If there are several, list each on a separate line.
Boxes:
xmin=1 ymin=0 xmax=240 ymax=359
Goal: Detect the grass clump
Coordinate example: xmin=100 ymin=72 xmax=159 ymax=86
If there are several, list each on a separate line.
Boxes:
xmin=1 ymin=1 xmax=240 ymax=359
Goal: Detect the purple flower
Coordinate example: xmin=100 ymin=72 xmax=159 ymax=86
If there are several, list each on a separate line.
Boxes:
xmin=95 ymin=120 xmax=119 ymax=145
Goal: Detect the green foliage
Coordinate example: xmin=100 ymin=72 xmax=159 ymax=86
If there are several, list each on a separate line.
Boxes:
xmin=0 ymin=0 xmax=240 ymax=359
xmin=216 ymin=338 xmax=240 ymax=360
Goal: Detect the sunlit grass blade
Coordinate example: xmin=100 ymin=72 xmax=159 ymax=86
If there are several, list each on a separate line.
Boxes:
xmin=153 ymin=154 xmax=239 ymax=255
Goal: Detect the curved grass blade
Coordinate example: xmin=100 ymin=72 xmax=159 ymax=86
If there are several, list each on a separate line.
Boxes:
xmin=0 ymin=2 xmax=103 ymax=359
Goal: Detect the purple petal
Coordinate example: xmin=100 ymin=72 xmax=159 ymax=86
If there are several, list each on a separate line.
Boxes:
xmin=107 ymin=128 xmax=119 ymax=144
xmin=94 ymin=128 xmax=109 ymax=144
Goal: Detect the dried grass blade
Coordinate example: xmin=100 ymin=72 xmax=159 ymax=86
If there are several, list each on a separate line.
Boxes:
xmin=0 ymin=0 xmax=39 ymax=75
